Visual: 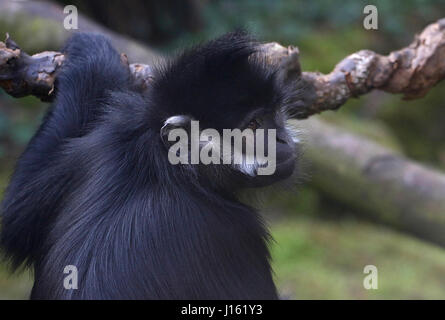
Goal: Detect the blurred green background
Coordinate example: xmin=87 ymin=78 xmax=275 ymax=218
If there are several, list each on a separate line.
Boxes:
xmin=1 ymin=0 xmax=445 ymax=299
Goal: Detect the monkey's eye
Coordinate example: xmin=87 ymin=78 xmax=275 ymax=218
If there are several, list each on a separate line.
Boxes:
xmin=247 ymin=118 xmax=262 ymax=131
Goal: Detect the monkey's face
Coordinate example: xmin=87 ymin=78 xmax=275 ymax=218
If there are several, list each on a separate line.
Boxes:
xmin=153 ymin=31 xmax=302 ymax=189
xmin=160 ymin=108 xmax=299 ymax=189
xmin=224 ymin=108 xmax=298 ymax=188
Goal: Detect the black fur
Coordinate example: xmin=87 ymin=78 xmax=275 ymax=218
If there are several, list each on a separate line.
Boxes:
xmin=0 ymin=32 xmax=291 ymax=299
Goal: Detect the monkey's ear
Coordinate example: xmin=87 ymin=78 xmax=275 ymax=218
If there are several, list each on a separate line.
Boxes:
xmin=160 ymin=115 xmax=193 ymax=149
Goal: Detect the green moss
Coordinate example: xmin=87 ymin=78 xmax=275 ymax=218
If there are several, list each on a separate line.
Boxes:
xmin=0 ymin=14 xmax=67 ymax=52
xmin=297 ymin=28 xmax=371 ymax=74
xmin=0 ymin=266 xmax=32 ymax=299
xmin=319 ymin=112 xmax=403 ymax=152
xmin=376 ymin=82 xmax=445 ymax=169
xmin=271 ymin=217 xmax=445 ymax=299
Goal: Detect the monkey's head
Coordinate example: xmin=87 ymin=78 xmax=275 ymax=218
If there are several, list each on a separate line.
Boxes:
xmin=150 ymin=31 xmax=302 ymax=189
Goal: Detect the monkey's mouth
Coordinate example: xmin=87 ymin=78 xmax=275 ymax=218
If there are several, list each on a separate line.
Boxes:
xmin=239 ymin=154 xmax=297 ymax=188
xmin=274 ymin=155 xmax=297 ymax=178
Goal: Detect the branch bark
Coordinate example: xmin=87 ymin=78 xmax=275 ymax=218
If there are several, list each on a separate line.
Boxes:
xmin=259 ymin=18 xmax=445 ymax=118
xmin=0 ymin=35 xmax=153 ymax=100
xmin=1 ymin=18 xmax=445 ymax=116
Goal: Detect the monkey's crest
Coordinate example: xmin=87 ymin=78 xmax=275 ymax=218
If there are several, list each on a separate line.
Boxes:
xmin=151 ymin=31 xmax=281 ymax=131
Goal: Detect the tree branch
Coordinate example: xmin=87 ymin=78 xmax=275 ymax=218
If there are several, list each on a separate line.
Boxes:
xmin=1 ymin=18 xmax=445 ymax=116
xmin=264 ymin=18 xmax=445 ymax=118
xmin=0 ymin=34 xmax=64 ymax=101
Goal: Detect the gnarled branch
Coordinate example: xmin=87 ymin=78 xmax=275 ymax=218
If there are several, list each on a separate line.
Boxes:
xmin=1 ymin=18 xmax=445 ymax=117
xmin=265 ymin=18 xmax=445 ymax=118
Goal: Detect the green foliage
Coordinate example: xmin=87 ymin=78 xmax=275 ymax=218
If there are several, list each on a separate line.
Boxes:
xmin=160 ymin=0 xmax=444 ymax=52
xmin=0 ymin=93 xmax=44 ymax=164
xmin=271 ymin=216 xmax=445 ymax=299
xmin=376 ymin=82 xmax=445 ymax=169
xmin=319 ymin=111 xmax=403 ymax=152
xmin=0 ymin=265 xmax=32 ymax=299
xmin=0 ymin=14 xmax=66 ymax=53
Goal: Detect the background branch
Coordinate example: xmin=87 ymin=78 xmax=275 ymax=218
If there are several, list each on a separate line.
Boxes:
xmin=299 ymin=118 xmax=445 ymax=247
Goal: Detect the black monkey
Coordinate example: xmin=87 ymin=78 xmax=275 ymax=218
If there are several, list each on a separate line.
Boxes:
xmin=0 ymin=32 xmax=301 ymax=299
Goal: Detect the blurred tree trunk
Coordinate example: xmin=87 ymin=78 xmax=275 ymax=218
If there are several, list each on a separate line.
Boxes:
xmin=300 ymin=118 xmax=445 ymax=246
xmin=0 ymin=0 xmax=160 ymax=63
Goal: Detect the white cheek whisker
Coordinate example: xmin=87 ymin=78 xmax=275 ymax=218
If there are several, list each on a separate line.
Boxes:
xmin=285 ymin=121 xmax=302 ymax=145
